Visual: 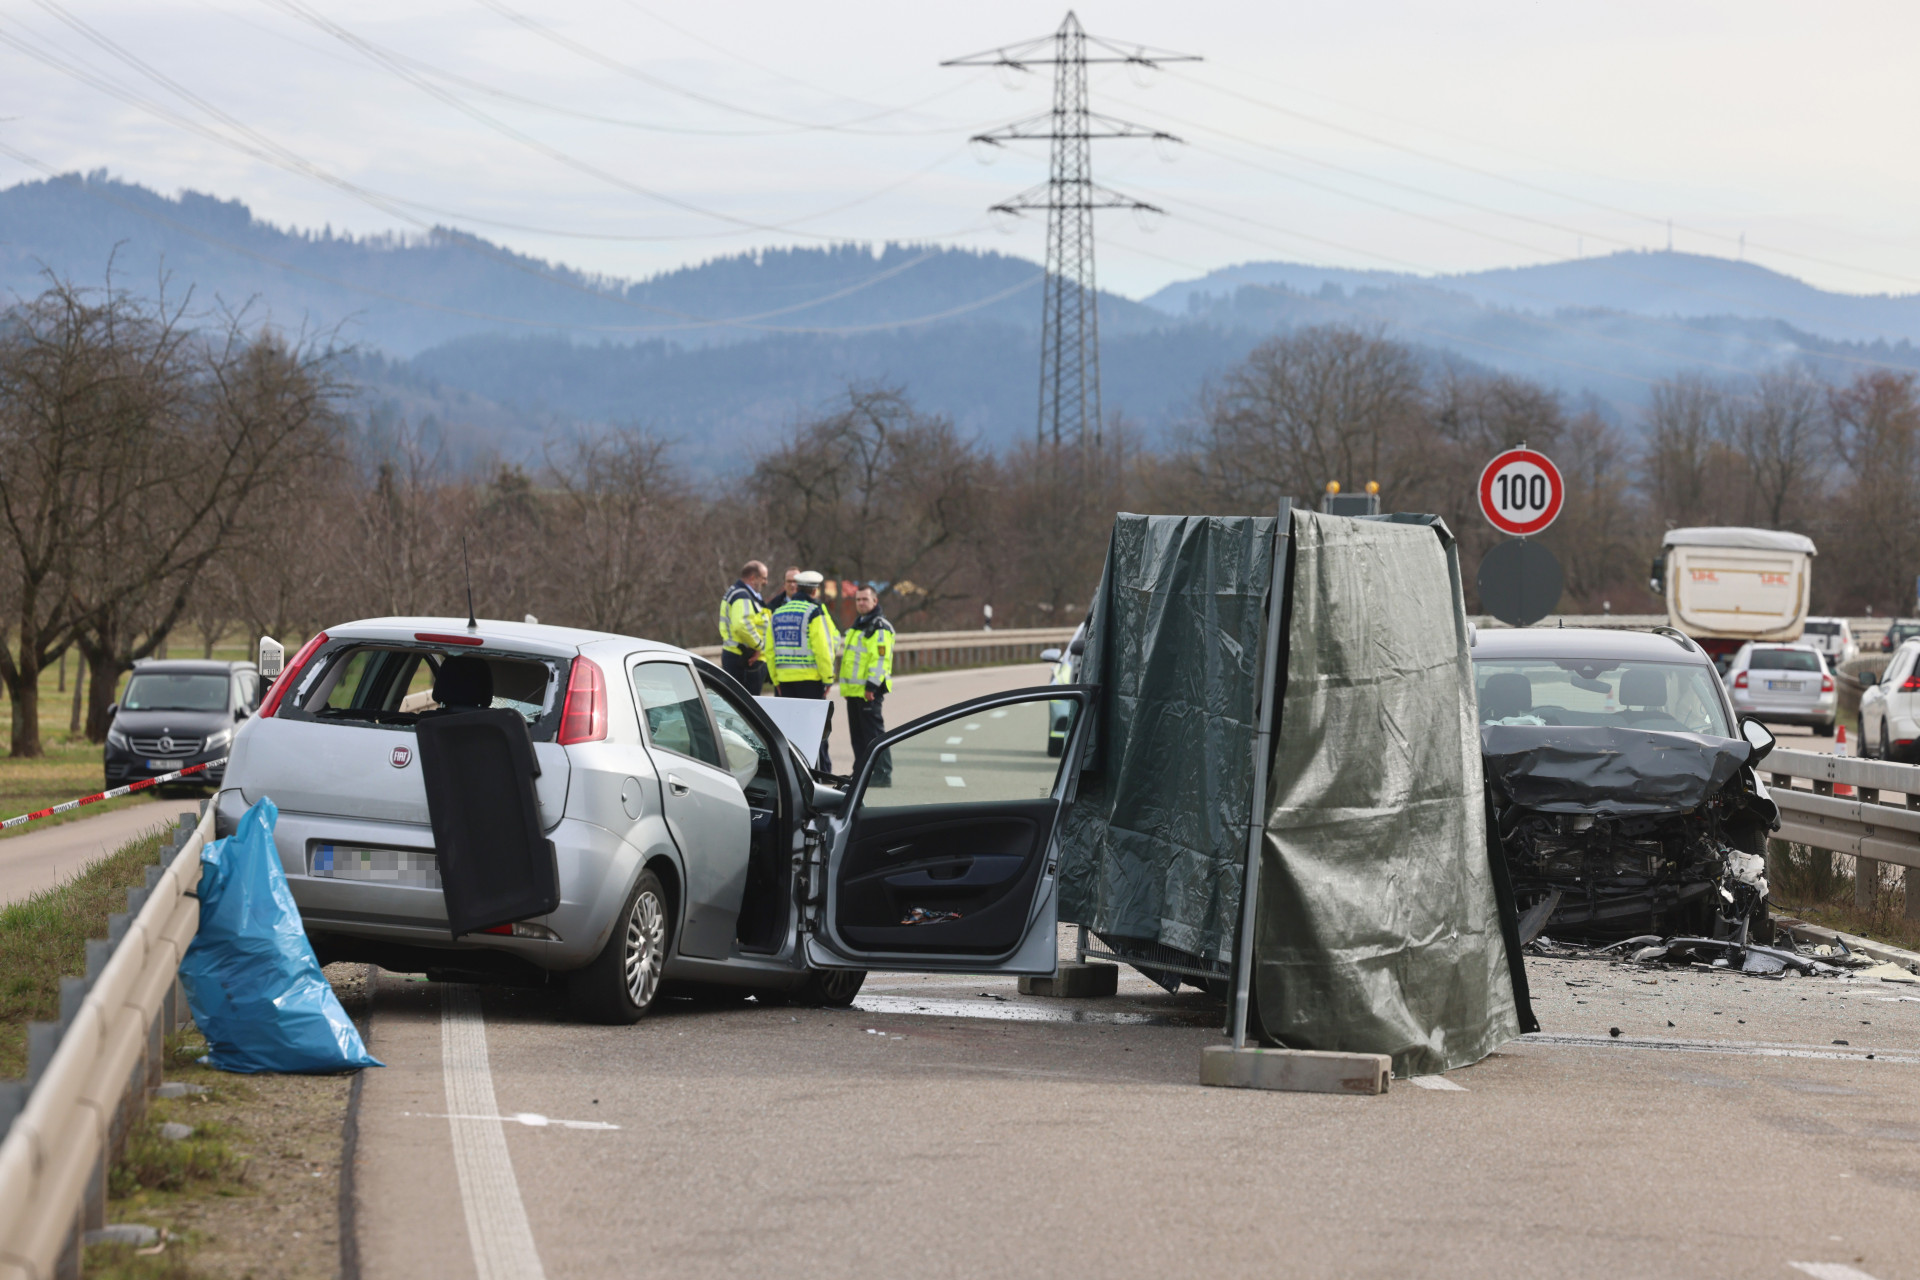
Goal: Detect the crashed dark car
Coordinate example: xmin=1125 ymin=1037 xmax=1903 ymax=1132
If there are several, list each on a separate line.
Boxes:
xmin=1472 ymin=627 xmax=1780 ymax=944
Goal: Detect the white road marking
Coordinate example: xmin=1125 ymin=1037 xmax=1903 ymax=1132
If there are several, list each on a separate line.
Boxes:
xmin=442 ymin=985 xmax=547 ymax=1280
xmin=990 ymin=709 xmax=1009 ymax=718
xmin=945 ymin=776 xmax=966 ymax=788
xmin=1790 ymin=1263 xmax=1883 ymax=1279
xmin=1408 ymin=1075 xmax=1468 ymax=1091
xmin=405 ymin=1110 xmax=620 ymax=1131
xmin=940 ymin=753 xmax=958 ymax=763
xmin=965 ymin=722 xmax=982 ymax=729
xmin=945 ymin=736 xmax=964 ymax=745
xmin=1524 ymin=1032 xmax=1920 ymax=1065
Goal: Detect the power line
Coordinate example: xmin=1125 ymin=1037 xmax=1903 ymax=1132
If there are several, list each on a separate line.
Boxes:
xmin=946 ymin=11 xmax=1197 ymax=448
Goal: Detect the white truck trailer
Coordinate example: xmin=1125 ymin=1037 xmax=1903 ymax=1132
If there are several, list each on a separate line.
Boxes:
xmin=1651 ymin=527 xmax=1817 ymax=666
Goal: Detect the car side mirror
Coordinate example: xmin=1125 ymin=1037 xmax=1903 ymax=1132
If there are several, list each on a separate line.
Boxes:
xmin=107 ymin=702 xmax=119 ymax=719
xmin=1739 ymin=717 xmax=1776 ymax=764
xmin=1068 ymin=637 xmax=1086 ymax=656
xmin=811 ymin=783 xmax=848 ymax=815
xmin=1039 ymin=648 xmax=1061 ymax=663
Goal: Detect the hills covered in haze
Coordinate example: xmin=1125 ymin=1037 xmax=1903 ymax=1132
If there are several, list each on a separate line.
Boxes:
xmin=4 ymin=171 xmax=1917 ymax=471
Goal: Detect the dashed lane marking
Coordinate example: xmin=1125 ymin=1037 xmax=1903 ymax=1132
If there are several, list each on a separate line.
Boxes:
xmin=945 ymin=776 xmax=966 ymax=788
xmin=1408 ymin=1075 xmax=1468 ymax=1091
xmin=940 ymin=753 xmax=957 ymax=763
xmin=406 ymin=1111 xmax=620 ymax=1131
xmin=442 ymin=985 xmax=547 ymax=1280
xmin=945 ymin=736 xmax=964 ymax=745
xmin=1524 ymin=1031 xmax=1920 ymax=1065
xmin=990 ymin=709 xmax=1009 ymax=718
xmin=965 ymin=722 xmax=982 ymax=729
xmin=1790 ymin=1263 xmax=1883 ymax=1279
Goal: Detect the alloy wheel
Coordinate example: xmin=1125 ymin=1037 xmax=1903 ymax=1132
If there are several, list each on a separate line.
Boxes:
xmin=623 ymin=890 xmax=665 ymax=1008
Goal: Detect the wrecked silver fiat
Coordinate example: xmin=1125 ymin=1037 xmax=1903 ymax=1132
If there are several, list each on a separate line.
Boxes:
xmin=1473 ymin=627 xmax=1780 ymax=944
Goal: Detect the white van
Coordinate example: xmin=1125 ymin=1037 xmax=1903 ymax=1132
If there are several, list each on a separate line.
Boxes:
xmin=1800 ymin=617 xmax=1858 ymax=667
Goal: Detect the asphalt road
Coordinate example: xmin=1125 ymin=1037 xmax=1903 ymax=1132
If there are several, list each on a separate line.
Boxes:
xmin=351 ymin=948 xmax=1920 ymax=1280
xmin=342 ymin=665 xmax=1920 ymax=1280
xmin=0 ymin=800 xmax=175 ymax=905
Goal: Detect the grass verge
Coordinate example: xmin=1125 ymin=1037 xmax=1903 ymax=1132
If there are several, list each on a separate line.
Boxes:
xmin=0 ymin=829 xmax=171 ymax=1077
xmin=0 ymin=738 xmax=168 ymax=840
xmin=1769 ymin=839 xmax=1920 ymax=953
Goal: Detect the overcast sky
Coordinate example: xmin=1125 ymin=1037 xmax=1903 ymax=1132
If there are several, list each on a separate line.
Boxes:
xmin=2 ymin=0 xmax=1917 ymax=299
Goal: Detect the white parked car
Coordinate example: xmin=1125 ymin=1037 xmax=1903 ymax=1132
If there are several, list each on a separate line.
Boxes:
xmin=217 ymin=617 xmax=1089 ymax=1023
xmin=1800 ymin=617 xmax=1858 ymax=667
xmin=1724 ymin=642 xmax=1835 ymax=732
xmin=1860 ymin=640 xmax=1920 ymax=760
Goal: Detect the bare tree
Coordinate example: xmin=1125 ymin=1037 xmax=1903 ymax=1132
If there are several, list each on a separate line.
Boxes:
xmin=1724 ymin=369 xmax=1827 ymax=529
xmin=748 ymin=385 xmax=989 ymax=624
xmin=1824 ymin=371 xmax=1920 ymax=613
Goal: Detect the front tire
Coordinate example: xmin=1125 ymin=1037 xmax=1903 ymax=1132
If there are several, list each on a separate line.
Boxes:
xmin=569 ymin=869 xmax=670 ymax=1024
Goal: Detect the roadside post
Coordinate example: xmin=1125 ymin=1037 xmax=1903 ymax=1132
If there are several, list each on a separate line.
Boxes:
xmin=1475 ymin=447 xmax=1565 ymax=628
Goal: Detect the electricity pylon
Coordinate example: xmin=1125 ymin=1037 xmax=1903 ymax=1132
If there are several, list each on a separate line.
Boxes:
xmin=945 ymin=13 xmax=1198 ymax=449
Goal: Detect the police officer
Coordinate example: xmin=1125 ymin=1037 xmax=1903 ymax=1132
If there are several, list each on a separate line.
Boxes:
xmin=839 ymin=584 xmax=895 ymax=785
xmin=770 ymin=570 xmax=838 ymax=772
xmin=765 ymin=565 xmax=801 ymax=613
xmin=716 ymin=560 xmax=770 ymax=695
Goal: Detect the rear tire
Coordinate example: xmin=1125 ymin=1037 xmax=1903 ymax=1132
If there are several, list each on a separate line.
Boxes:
xmin=569 ymin=869 xmax=670 ymax=1025
xmin=792 ymin=968 xmax=866 ymax=1007
xmin=1883 ymin=722 xmax=1893 ymax=763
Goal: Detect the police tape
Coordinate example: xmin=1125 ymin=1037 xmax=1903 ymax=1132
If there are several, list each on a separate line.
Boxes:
xmin=0 ymin=758 xmax=229 ymax=831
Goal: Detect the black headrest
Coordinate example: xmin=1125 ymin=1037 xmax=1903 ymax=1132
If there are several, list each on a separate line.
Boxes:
xmin=1482 ymin=672 xmax=1532 ymax=721
xmin=433 ymin=656 xmax=493 ymax=709
xmin=1619 ymin=667 xmax=1667 ymax=710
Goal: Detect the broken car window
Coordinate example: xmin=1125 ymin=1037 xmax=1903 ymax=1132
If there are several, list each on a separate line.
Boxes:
xmin=1472 ymin=658 xmax=1732 ymax=736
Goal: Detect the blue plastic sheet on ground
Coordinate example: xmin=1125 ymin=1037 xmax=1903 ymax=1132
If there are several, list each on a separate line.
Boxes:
xmin=179 ymin=797 xmax=381 ymax=1074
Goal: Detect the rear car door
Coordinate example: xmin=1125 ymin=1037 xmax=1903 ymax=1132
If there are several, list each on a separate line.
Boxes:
xmin=630 ymin=659 xmax=753 ymax=959
xmin=805 ymin=686 xmax=1091 ymax=975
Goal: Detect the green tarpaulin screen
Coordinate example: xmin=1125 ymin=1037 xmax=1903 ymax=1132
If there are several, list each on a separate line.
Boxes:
xmin=1057 ymin=509 xmax=1521 ymax=1074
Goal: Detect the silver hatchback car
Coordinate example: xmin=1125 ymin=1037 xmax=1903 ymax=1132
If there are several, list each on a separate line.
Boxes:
xmin=1725 ymin=642 xmax=1835 ymax=731
xmin=216 ymin=617 xmax=1091 ymax=1022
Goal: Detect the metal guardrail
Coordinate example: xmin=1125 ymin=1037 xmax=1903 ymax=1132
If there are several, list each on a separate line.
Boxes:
xmin=690 ymin=626 xmax=1076 ymax=675
xmin=0 ymin=807 xmax=209 ymax=1280
xmin=1764 ymin=747 xmax=1920 ymax=920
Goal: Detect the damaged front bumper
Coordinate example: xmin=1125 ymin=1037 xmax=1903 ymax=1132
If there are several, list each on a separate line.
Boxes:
xmin=1483 ymin=727 xmax=1778 ymax=944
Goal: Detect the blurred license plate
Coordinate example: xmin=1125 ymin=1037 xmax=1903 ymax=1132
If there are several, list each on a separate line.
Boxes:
xmin=1766 ymin=681 xmax=1801 ymax=692
xmin=310 ymin=843 xmax=441 ymax=888
xmin=146 ymin=759 xmax=183 ymax=771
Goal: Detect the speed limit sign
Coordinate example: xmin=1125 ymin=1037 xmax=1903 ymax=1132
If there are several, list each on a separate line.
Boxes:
xmin=1478 ymin=447 xmax=1563 ymax=536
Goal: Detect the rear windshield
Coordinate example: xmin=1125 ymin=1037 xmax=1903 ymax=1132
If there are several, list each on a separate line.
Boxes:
xmin=1803 ymin=622 xmax=1838 ymax=636
xmin=123 ymin=672 xmax=229 ymax=713
xmin=1749 ymin=649 xmax=1822 ymax=672
xmin=277 ymin=643 xmax=565 ymax=738
xmin=1472 ymin=656 xmax=1732 ymax=736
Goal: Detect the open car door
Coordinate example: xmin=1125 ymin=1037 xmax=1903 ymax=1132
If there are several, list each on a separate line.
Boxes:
xmin=804 ymin=686 xmax=1091 ymax=975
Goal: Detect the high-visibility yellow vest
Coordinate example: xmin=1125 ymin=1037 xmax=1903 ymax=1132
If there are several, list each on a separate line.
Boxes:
xmin=718 ymin=581 xmax=769 ymax=656
xmin=770 ymin=598 xmax=834 ymax=683
xmin=838 ymin=614 xmax=895 ymax=697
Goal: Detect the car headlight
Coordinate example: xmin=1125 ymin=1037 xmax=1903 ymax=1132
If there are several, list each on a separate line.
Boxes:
xmin=105 ymin=728 xmax=131 ymax=752
xmin=203 ymin=728 xmax=232 ymax=752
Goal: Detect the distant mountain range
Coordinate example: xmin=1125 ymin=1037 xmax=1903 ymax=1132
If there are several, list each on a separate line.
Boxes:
xmin=4 ymin=172 xmax=1918 ymax=472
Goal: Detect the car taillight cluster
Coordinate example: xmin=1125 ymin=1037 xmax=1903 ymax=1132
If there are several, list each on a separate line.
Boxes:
xmin=1821 ymin=673 xmax=1835 ymax=693
xmin=1732 ymin=671 xmax=1748 ymax=689
xmin=1903 ymin=673 xmax=1920 ymax=692
xmin=258 ymin=631 xmax=329 ymax=718
xmin=558 ymin=656 xmax=608 ymax=744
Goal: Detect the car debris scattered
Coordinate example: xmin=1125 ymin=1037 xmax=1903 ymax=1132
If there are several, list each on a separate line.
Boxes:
xmin=1525 ymin=929 xmax=1920 ymax=982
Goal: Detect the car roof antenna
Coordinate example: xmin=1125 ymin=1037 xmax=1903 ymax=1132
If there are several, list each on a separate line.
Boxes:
xmin=462 ymin=535 xmax=478 ymax=633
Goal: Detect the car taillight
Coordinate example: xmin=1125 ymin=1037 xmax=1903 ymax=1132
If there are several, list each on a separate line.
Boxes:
xmin=558 ymin=656 xmax=608 ymax=744
xmin=1733 ymin=671 xmax=1748 ymax=689
xmin=1822 ymin=673 xmax=1834 ymax=693
xmin=258 ymin=631 xmax=328 ymax=718
xmin=1903 ymin=674 xmax=1920 ymax=693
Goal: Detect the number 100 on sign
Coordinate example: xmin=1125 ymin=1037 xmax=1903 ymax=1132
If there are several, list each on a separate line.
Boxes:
xmin=1478 ymin=448 xmax=1564 ymax=536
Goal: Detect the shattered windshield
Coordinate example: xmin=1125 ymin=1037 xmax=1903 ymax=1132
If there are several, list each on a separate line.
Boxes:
xmin=1473 ymin=657 xmax=1732 ymax=737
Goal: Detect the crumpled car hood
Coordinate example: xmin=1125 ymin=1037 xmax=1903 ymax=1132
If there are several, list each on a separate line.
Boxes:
xmin=1480 ymin=726 xmax=1752 ymax=815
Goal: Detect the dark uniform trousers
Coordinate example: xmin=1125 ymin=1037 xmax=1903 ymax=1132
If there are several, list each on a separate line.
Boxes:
xmin=720 ymin=648 xmax=764 ymax=696
xmin=847 ymin=693 xmax=890 ymax=785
